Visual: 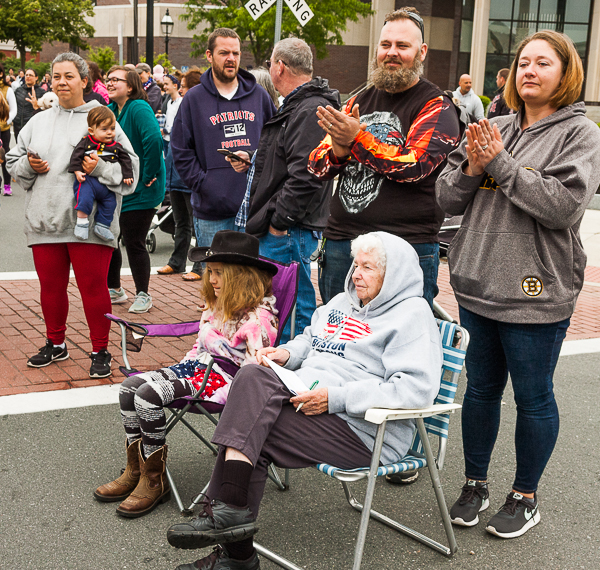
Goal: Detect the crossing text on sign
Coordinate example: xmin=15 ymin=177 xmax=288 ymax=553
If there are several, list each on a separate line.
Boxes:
xmin=284 ymin=0 xmax=314 ymax=25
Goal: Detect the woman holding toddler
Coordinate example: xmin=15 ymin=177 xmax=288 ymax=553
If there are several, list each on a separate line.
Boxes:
xmin=6 ymin=52 xmax=138 ymax=380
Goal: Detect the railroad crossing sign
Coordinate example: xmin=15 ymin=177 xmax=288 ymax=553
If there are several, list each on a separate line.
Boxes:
xmin=245 ymin=0 xmax=314 ymax=27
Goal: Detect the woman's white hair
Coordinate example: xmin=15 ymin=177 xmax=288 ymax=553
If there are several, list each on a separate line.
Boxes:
xmin=350 ymin=233 xmax=387 ymax=274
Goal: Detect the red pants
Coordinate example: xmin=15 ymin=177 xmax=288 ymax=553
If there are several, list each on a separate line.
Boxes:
xmin=32 ymin=243 xmax=113 ymax=352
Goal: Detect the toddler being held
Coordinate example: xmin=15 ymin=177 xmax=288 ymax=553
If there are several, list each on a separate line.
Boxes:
xmin=68 ymin=106 xmax=134 ymax=241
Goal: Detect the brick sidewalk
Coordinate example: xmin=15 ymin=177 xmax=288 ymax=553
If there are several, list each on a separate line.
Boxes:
xmin=1 ymin=265 xmax=599 ymax=397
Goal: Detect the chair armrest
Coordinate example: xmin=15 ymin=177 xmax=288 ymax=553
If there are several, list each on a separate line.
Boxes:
xmin=364 ymin=403 xmax=462 ymax=424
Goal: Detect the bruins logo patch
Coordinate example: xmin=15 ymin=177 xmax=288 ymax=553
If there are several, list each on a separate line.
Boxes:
xmin=521 ymin=276 xmax=543 ymax=297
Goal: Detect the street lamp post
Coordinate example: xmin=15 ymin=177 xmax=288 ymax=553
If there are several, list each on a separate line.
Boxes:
xmin=133 ymin=0 xmax=138 ymax=62
xmin=146 ymin=0 xmax=154 ymax=69
xmin=161 ymin=9 xmax=174 ymax=60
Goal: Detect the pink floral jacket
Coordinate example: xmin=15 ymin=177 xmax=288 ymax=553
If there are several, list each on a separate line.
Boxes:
xmin=183 ymin=295 xmax=278 ymax=372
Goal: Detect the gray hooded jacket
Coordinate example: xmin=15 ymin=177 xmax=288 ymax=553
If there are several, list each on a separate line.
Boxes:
xmin=7 ymin=101 xmax=139 ymax=249
xmin=281 ymin=232 xmax=442 ymax=465
xmin=436 ymin=102 xmax=600 ymax=323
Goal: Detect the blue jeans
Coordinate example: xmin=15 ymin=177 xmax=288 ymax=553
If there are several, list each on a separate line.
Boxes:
xmin=259 ymin=227 xmax=318 ymax=343
xmin=73 ymin=177 xmax=117 ymax=227
xmin=459 ymin=306 xmax=569 ymax=493
xmin=318 ymin=238 xmax=439 ymax=309
xmin=193 ymin=217 xmax=237 ymax=249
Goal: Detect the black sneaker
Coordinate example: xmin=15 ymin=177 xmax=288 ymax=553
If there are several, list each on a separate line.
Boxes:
xmin=27 ymin=340 xmax=69 ymax=368
xmin=89 ymin=349 xmax=112 ymax=378
xmin=486 ymin=492 xmax=540 ymax=538
xmin=167 ymin=498 xmax=258 ymax=550
xmin=385 ymin=469 xmax=419 ymax=485
xmin=175 ymin=545 xmax=260 ymax=570
xmin=450 ymin=480 xmax=489 ymax=526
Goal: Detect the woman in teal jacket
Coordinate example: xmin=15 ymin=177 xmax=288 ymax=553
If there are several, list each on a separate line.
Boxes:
xmin=106 ymin=66 xmax=165 ymax=313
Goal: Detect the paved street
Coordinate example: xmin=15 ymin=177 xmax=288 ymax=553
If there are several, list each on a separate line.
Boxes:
xmin=1 ymin=352 xmax=599 ymax=569
xmin=1 ymin=181 xmax=599 ymax=569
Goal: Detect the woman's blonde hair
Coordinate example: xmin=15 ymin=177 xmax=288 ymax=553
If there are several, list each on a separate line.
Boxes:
xmin=200 ymin=263 xmax=274 ymax=322
xmin=0 ymin=90 xmax=8 ymax=123
xmin=504 ymin=30 xmax=584 ymax=112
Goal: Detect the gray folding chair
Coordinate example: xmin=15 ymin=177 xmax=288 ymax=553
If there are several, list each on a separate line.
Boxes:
xmin=253 ymin=319 xmax=469 ymax=570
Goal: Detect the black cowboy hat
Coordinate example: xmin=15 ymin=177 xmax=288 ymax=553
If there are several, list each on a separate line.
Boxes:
xmin=188 ymin=230 xmax=278 ymax=276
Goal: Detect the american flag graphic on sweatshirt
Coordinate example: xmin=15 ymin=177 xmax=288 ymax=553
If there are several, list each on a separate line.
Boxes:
xmin=320 ymin=309 xmax=372 ymax=342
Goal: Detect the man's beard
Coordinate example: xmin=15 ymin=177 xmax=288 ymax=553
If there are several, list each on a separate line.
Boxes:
xmin=369 ymin=54 xmax=423 ymax=93
xmin=212 ymin=62 xmax=238 ymax=84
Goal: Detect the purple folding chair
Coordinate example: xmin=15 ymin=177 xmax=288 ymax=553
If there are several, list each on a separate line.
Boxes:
xmin=105 ymin=259 xmax=299 ymax=514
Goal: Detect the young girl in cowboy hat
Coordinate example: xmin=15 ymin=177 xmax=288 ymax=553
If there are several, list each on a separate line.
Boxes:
xmin=94 ymin=230 xmax=279 ymax=518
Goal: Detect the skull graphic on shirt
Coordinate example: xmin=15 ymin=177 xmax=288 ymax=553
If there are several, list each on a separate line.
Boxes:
xmin=338 ymin=111 xmax=404 ymax=214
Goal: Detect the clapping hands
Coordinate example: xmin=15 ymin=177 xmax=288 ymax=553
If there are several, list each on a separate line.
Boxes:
xmin=464 ymin=119 xmax=504 ymax=176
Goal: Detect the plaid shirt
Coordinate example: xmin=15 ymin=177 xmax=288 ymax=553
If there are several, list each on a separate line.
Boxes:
xmin=235 ymin=152 xmax=257 ymax=228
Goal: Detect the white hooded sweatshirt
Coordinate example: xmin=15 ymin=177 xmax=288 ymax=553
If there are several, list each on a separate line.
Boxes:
xmin=282 ymin=232 xmax=442 ymax=464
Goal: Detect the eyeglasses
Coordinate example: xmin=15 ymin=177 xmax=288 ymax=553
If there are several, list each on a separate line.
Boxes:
xmin=265 ymin=60 xmax=288 ymax=69
xmin=106 ymin=77 xmax=128 ymax=84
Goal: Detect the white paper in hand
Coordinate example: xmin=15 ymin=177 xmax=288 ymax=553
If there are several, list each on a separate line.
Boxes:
xmin=262 ymin=356 xmax=308 ymax=396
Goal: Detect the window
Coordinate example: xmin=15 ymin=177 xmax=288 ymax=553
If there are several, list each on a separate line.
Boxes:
xmin=482 ymin=0 xmax=592 ymax=96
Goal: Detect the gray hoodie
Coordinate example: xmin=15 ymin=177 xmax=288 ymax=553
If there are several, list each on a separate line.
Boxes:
xmin=281 ymin=232 xmax=442 ymax=465
xmin=436 ymin=102 xmax=600 ymax=323
xmin=6 ymin=101 xmax=139 ymax=249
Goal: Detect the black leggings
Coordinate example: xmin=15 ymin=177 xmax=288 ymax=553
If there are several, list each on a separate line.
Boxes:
xmin=107 ymin=208 xmax=156 ymax=294
xmin=119 ymin=369 xmax=196 ymax=457
xmin=1 ymin=129 xmax=11 ymax=186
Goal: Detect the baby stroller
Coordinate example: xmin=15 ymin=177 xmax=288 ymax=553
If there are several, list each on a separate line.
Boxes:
xmin=438 ymin=215 xmax=462 ymax=259
xmin=146 ymin=192 xmax=175 ymax=253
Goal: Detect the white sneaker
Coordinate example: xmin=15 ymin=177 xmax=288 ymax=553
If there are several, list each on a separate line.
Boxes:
xmin=109 ymin=288 xmax=128 ymax=304
xmin=128 ymin=291 xmax=153 ymax=314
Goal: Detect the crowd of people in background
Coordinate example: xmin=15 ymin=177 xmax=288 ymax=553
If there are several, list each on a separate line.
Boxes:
xmin=1 ymin=4 xmax=599 ymax=569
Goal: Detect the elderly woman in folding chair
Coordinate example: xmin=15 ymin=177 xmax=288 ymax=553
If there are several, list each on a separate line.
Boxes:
xmin=94 ymin=231 xmax=279 ymax=518
xmin=166 ymin=231 xmax=442 ymax=570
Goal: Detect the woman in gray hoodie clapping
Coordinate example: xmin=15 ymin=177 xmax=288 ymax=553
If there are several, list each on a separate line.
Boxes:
xmin=437 ymin=31 xmax=600 ymax=540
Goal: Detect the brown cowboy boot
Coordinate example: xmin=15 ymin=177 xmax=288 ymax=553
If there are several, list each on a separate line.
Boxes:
xmin=94 ymin=439 xmax=141 ymax=502
xmin=116 ymin=444 xmax=170 ymax=518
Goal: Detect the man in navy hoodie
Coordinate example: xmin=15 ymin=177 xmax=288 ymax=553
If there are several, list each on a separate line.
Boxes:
xmin=171 ymin=28 xmax=276 ymax=254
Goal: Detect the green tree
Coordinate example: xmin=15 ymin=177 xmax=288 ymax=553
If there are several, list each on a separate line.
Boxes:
xmin=479 ymin=95 xmax=491 ymax=114
xmin=0 ymin=0 xmax=95 ymax=70
xmin=87 ymin=46 xmax=117 ymax=72
xmin=181 ymin=0 xmax=373 ymax=67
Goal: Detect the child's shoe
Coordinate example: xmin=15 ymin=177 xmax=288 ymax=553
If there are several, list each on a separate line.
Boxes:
xmin=94 ymin=223 xmax=115 ymax=241
xmin=74 ymin=222 xmax=90 ymax=240
xmin=3 ymin=184 xmax=12 ymax=196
